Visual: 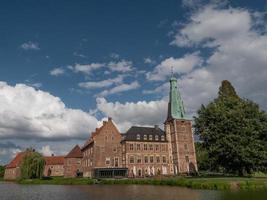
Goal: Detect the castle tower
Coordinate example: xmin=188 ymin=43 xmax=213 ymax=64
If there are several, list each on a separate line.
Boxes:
xmin=165 ymin=75 xmax=198 ymax=175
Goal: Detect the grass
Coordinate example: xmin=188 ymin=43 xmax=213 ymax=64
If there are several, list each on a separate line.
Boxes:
xmin=100 ymin=177 xmax=267 ymax=191
xmin=10 ymin=176 xmax=267 ymax=191
xmin=0 ymin=177 xmax=3 ymax=181
xmin=18 ymin=177 xmax=95 ymax=185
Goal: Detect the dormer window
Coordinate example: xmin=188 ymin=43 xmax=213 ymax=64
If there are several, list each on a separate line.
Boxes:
xmin=144 ymin=135 xmax=147 ymax=140
xmin=155 ymin=135 xmax=159 ymax=141
xmin=161 ymin=135 xmax=165 ymax=141
xmin=149 ymin=135 xmax=153 ymax=140
xmin=137 ymin=134 xmax=140 ymax=140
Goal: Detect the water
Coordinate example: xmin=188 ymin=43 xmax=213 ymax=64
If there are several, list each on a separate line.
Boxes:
xmin=0 ymin=181 xmax=266 ymax=200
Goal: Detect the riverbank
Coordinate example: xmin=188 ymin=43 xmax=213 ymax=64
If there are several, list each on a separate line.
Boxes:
xmin=17 ymin=177 xmax=267 ymax=191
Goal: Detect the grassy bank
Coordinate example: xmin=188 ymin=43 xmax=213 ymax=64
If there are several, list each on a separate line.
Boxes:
xmin=16 ymin=176 xmax=267 ymax=191
xmin=18 ymin=177 xmax=95 ymax=185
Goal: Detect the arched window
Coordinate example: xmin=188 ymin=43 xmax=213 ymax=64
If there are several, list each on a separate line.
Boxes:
xmin=161 ymin=135 xmax=165 ymax=141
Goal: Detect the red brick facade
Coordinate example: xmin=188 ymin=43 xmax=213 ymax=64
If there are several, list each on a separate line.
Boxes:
xmin=81 ymin=117 xmax=122 ymax=177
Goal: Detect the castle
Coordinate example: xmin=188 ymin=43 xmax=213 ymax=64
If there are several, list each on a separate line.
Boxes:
xmin=4 ymin=75 xmax=197 ymax=179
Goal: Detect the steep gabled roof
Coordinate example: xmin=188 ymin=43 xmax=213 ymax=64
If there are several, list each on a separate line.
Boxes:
xmin=44 ymin=156 xmax=64 ymax=165
xmin=5 ymin=152 xmax=27 ymax=169
xmin=65 ymin=145 xmax=82 ymax=158
xmin=123 ymin=126 xmax=167 ymax=142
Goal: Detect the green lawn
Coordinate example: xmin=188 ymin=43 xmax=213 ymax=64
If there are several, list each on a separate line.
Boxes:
xmin=19 ymin=177 xmax=95 ymax=185
xmin=15 ymin=176 xmax=267 ymax=191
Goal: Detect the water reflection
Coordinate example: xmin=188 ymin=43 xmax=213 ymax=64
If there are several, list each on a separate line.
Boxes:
xmin=0 ymin=182 xmax=265 ymax=200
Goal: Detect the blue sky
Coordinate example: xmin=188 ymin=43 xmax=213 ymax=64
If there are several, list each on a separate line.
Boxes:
xmin=0 ymin=0 xmax=267 ymax=164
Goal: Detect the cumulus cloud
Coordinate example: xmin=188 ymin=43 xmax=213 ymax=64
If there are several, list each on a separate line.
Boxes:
xmin=96 ymin=98 xmax=168 ymax=132
xmin=78 ymin=75 xmax=124 ymax=89
xmin=98 ymin=81 xmax=140 ymax=97
xmin=20 ymin=41 xmax=40 ymax=50
xmin=50 ymin=68 xmax=65 ymax=76
xmin=40 ymin=145 xmax=54 ymax=156
xmin=68 ymin=63 xmax=105 ymax=75
xmin=107 ymin=60 xmax=133 ymax=72
xmin=146 ymin=53 xmax=202 ymax=81
xmin=0 ymin=82 xmax=99 ymax=140
xmin=167 ymin=5 xmax=267 ymax=112
xmin=0 ymin=142 xmax=22 ymax=164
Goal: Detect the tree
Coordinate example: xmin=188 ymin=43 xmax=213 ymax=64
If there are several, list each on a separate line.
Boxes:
xmin=194 ymin=80 xmax=267 ymax=176
xmin=0 ymin=165 xmax=5 ymax=177
xmin=20 ymin=150 xmax=45 ymax=179
xmin=195 ymin=142 xmax=210 ymax=171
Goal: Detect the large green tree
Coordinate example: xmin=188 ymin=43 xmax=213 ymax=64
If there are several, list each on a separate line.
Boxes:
xmin=20 ymin=150 xmax=45 ymax=179
xmin=194 ymin=80 xmax=267 ymax=176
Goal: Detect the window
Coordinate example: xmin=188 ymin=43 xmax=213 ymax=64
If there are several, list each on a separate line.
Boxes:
xmin=155 ymin=135 xmax=159 ymax=141
xmin=161 ymin=144 xmax=165 ymax=151
xmin=137 ymin=134 xmax=140 ymax=140
xmin=130 ymin=143 xmax=134 ymax=150
xmin=105 ymin=157 xmax=111 ymax=165
xmin=137 ymin=144 xmax=141 ymax=150
xmin=105 ymin=136 xmax=108 ymax=141
xmin=156 ymin=156 xmax=160 ymax=163
xmin=137 ymin=157 xmax=142 ymax=164
xmin=113 ymin=146 xmax=117 ymax=152
xmin=111 ymin=135 xmax=114 ymax=140
xmin=149 ymin=144 xmax=153 ymax=151
xmin=144 ymin=135 xmax=147 ymax=140
xmin=144 ymin=156 xmax=148 ymax=163
xmin=181 ymin=125 xmax=186 ymax=132
xmin=149 ymin=135 xmax=153 ymax=140
xmin=150 ymin=156 xmax=154 ymax=163
xmin=130 ymin=156 xmax=135 ymax=164
xmin=155 ymin=144 xmax=159 ymax=151
xmin=161 ymin=136 xmax=165 ymax=141
xmin=162 ymin=156 xmax=166 ymax=163
xmin=185 ymin=156 xmax=189 ymax=163
xmin=144 ymin=144 xmax=148 ymax=151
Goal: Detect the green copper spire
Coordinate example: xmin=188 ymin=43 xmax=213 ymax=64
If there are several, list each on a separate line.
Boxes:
xmin=167 ymin=74 xmax=186 ymax=120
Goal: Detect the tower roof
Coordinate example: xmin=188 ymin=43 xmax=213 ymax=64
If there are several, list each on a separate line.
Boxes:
xmin=167 ymin=75 xmax=186 ymax=120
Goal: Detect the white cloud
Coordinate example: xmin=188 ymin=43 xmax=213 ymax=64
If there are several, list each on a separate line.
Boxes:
xmin=20 ymin=41 xmax=40 ymax=50
xmin=146 ymin=53 xmax=202 ymax=81
xmin=40 ymin=145 xmax=54 ymax=156
xmin=96 ymin=98 xmax=168 ymax=132
xmin=108 ymin=60 xmax=133 ymax=72
xmin=50 ymin=68 xmax=65 ymax=76
xmin=0 ymin=82 xmax=99 ymax=140
xmin=110 ymin=53 xmax=120 ymax=59
xmin=68 ymin=63 xmax=105 ymax=75
xmin=98 ymin=81 xmax=140 ymax=97
xmin=144 ymin=57 xmax=155 ymax=64
xmin=167 ymin=5 xmax=267 ymax=112
xmin=78 ymin=75 xmax=124 ymax=89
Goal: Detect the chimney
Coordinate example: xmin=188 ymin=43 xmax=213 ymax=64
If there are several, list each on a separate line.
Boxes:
xmin=51 ymin=154 xmax=54 ymax=157
xmin=154 ymin=125 xmax=159 ymax=129
xmin=108 ymin=117 xmax=112 ymax=121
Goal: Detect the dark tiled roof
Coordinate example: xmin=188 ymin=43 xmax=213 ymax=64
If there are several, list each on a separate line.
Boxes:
xmin=44 ymin=156 xmax=64 ymax=165
xmin=65 ymin=145 xmax=82 ymax=158
xmin=123 ymin=126 xmax=167 ymax=142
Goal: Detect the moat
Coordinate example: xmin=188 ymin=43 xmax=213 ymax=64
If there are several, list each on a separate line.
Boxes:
xmin=0 ymin=181 xmax=266 ymax=200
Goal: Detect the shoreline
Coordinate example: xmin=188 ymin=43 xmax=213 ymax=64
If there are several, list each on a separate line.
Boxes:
xmin=2 ymin=177 xmax=266 ymax=191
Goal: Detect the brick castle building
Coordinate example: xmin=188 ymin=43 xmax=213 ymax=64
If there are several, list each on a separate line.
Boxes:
xmin=81 ymin=75 xmax=197 ymax=178
xmin=4 ymin=75 xmax=197 ymax=179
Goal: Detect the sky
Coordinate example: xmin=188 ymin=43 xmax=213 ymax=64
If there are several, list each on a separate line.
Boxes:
xmin=0 ymin=0 xmax=267 ymax=164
